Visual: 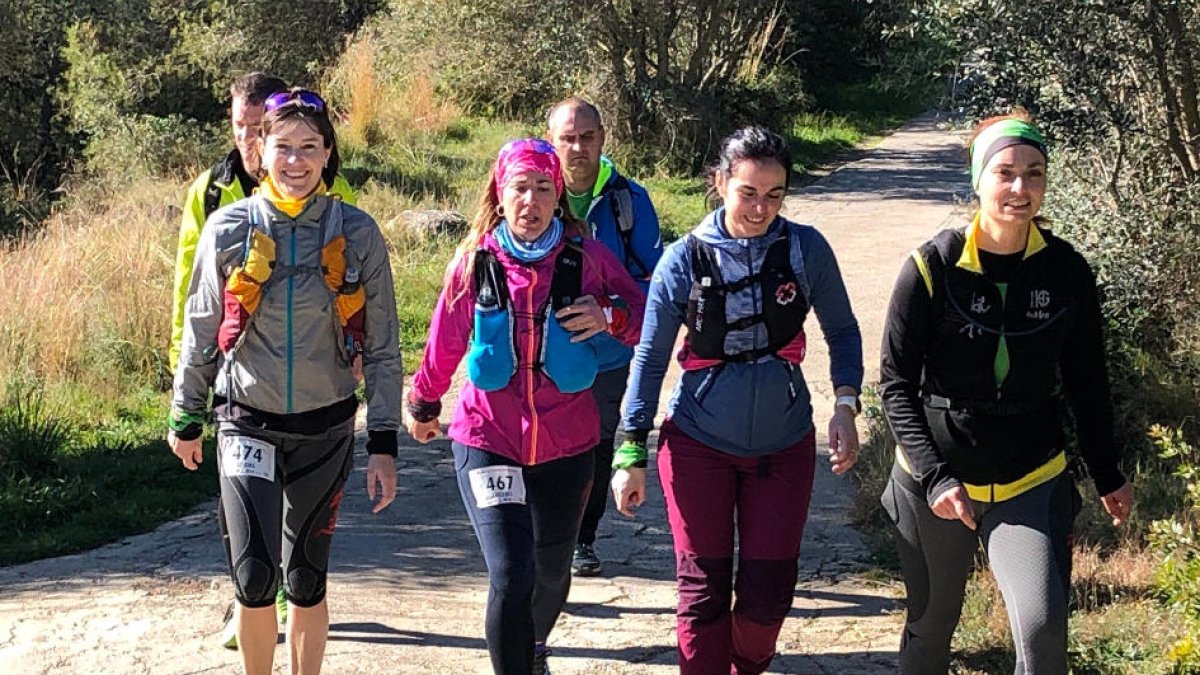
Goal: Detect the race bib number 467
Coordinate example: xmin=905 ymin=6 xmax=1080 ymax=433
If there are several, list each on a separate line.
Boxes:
xmin=220 ymin=436 xmax=276 ymax=481
xmin=468 ymin=465 xmax=526 ymax=509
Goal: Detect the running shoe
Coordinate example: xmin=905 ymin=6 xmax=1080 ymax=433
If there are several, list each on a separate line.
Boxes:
xmin=219 ymin=602 xmax=237 ymax=650
xmin=571 ymin=543 xmax=602 ymax=577
xmin=533 ymin=645 xmax=552 ymax=675
xmin=275 ymin=585 xmax=288 ymax=625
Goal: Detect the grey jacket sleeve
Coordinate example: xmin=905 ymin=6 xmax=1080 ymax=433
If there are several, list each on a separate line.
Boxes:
xmin=357 ymin=218 xmax=404 ymax=433
xmin=171 ymin=210 xmax=229 ymax=415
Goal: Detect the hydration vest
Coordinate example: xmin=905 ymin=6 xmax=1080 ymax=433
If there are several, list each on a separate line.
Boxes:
xmin=685 ymin=234 xmax=808 ymax=362
xmin=217 ymin=197 xmax=366 ymax=362
xmin=466 ymin=240 xmax=599 ymax=393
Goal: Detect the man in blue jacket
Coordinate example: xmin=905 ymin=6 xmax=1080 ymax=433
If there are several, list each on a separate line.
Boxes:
xmin=547 ymin=97 xmax=663 ymax=576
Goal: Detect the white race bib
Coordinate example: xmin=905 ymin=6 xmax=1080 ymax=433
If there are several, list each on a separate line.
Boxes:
xmin=468 ymin=466 xmax=526 ymax=509
xmin=220 ymin=436 xmax=276 ymax=482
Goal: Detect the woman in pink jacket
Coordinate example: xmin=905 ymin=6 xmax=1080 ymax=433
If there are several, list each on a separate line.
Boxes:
xmin=407 ymin=138 xmax=645 ymax=675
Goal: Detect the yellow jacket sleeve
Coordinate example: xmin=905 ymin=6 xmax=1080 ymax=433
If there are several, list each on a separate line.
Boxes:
xmin=329 ymin=174 xmax=357 ymax=206
xmin=169 ymin=171 xmax=211 ymax=372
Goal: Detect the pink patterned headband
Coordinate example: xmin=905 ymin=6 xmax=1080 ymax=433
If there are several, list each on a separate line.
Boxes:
xmin=494 ymin=138 xmax=563 ymax=201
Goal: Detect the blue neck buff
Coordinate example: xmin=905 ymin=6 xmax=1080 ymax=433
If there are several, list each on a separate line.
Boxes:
xmin=495 ymin=217 xmax=564 ymax=263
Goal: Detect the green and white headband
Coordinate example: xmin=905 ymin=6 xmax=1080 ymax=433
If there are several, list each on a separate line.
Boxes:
xmin=969 ymin=119 xmax=1047 ymax=189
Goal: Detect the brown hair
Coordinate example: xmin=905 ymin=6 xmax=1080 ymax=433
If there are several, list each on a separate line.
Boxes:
xmin=966 ymin=108 xmax=1036 ymax=161
xmin=448 ymin=175 xmax=589 ymax=308
xmin=259 ymin=89 xmax=341 ymax=184
xmin=229 ymin=72 xmax=287 ymax=106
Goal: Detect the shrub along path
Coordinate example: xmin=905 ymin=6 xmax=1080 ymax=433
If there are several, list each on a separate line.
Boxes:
xmin=0 ymin=112 xmax=967 ymax=674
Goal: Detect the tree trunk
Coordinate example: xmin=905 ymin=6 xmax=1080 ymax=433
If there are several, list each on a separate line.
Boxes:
xmin=1148 ymin=6 xmax=1196 ymax=182
xmin=1161 ymin=3 xmax=1200 ymax=174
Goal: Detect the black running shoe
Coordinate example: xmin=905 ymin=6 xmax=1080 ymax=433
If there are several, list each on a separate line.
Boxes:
xmin=571 ymin=543 xmax=602 ymax=577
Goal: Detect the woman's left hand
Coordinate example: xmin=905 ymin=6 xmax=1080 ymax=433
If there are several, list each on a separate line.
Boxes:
xmin=1100 ymin=481 xmax=1134 ymax=527
xmin=555 ymin=295 xmax=608 ymax=342
xmin=827 ymin=407 xmax=860 ymax=475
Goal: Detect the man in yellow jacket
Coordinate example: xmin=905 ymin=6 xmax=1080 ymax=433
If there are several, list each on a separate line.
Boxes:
xmin=169 ymin=72 xmax=356 ymax=370
xmin=168 ymin=72 xmax=357 ymax=650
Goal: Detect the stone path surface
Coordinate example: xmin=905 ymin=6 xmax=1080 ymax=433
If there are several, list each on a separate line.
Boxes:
xmin=0 ymin=112 xmax=968 ymax=674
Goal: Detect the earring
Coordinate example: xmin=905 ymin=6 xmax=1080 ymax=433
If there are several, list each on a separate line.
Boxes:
xmin=495 ymin=205 xmax=505 ymax=217
xmin=553 ymin=207 xmax=564 ymax=219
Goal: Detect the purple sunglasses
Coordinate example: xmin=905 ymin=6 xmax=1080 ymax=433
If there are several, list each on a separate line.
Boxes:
xmin=264 ymin=90 xmax=327 ymax=113
xmin=499 ymin=138 xmax=555 ymax=155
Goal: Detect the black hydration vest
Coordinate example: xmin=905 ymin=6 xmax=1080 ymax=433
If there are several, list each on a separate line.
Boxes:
xmin=605 ymin=175 xmax=650 ymax=279
xmin=472 ymin=243 xmax=583 ymax=323
xmin=684 ymin=234 xmax=808 ymax=362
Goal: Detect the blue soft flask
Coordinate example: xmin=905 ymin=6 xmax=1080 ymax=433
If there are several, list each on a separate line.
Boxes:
xmin=541 ymin=308 xmax=599 ymax=393
xmin=466 ymin=301 xmax=517 ymax=392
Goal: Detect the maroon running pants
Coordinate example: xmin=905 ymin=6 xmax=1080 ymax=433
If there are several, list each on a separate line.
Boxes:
xmin=658 ymin=420 xmax=816 ymax=675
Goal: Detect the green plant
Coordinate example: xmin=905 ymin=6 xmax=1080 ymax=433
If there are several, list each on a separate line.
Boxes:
xmin=0 ymin=376 xmax=72 ymax=482
xmin=1151 ymin=425 xmax=1200 ymax=661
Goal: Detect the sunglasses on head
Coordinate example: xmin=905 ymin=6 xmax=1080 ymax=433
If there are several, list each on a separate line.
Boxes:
xmin=500 ymin=138 xmax=555 ymax=156
xmin=264 ymin=90 xmax=327 ymax=113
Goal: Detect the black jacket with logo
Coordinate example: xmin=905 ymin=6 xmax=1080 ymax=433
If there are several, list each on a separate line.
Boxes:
xmin=880 ymin=223 xmax=1126 ymax=503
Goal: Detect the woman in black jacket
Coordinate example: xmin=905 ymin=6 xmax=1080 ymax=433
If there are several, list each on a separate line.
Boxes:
xmin=879 ymin=111 xmax=1134 ymax=675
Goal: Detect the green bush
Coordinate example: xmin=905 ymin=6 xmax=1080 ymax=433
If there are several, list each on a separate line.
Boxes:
xmin=0 ymin=378 xmax=72 ymax=483
xmin=0 ymin=159 xmax=51 ymax=239
xmin=0 ymin=377 xmax=98 ymax=540
xmin=1151 ymin=427 xmax=1200 ymax=613
xmin=1045 ymin=162 xmax=1200 ymax=529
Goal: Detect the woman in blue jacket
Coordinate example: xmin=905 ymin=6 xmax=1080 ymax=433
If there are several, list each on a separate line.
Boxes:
xmin=612 ymin=126 xmax=864 ymax=675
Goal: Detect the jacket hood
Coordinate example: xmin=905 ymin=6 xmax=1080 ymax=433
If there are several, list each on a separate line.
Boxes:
xmin=692 ymin=208 xmax=787 ymax=251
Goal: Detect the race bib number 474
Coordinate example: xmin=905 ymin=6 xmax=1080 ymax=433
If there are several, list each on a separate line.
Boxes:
xmin=468 ymin=465 xmax=526 ymax=509
xmin=220 ymin=436 xmax=276 ymax=481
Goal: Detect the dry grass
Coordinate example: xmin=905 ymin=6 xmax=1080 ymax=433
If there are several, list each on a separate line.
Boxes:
xmin=0 ymin=180 xmax=179 ymax=401
xmin=330 ymin=37 xmax=462 ymax=150
xmin=1072 ymin=543 xmax=1159 ymax=610
xmin=342 ymin=39 xmax=382 ymax=147
xmin=390 ymin=70 xmax=461 ymax=135
xmin=951 ymin=543 xmax=1177 ymax=673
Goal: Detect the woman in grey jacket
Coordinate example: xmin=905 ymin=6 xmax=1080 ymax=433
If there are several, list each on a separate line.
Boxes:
xmin=612 ymin=126 xmax=863 ymax=675
xmin=168 ymin=89 xmax=403 ymax=675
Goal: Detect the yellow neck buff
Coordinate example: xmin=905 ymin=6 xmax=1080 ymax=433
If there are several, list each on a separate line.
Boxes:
xmin=260 ymin=175 xmax=327 ymax=218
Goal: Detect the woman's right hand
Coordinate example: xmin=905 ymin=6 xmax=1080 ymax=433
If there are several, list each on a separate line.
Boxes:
xmin=168 ymin=430 xmax=204 ymax=471
xmin=931 ymin=484 xmax=977 ymax=530
xmin=408 ymin=418 xmax=440 ymax=444
xmin=612 ymin=468 xmax=647 ymax=517
xmin=1101 ymin=481 xmax=1134 ymax=527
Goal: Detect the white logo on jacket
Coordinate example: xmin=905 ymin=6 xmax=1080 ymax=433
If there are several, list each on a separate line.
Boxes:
xmin=970 ymin=294 xmax=991 ymax=314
